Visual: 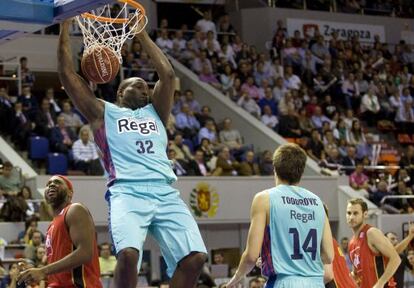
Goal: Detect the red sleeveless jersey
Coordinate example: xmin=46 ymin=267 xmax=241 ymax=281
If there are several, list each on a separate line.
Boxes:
xmin=348 ymin=224 xmax=396 ymax=288
xmin=331 ymin=238 xmax=357 ymax=288
xmin=45 ymin=203 xmax=102 ymax=288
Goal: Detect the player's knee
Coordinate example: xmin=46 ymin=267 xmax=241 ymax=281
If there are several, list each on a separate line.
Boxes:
xmin=117 ymin=248 xmax=139 ymax=266
xmin=180 ymin=252 xmax=207 ymax=273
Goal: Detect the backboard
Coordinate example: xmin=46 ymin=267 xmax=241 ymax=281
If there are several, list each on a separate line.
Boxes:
xmin=0 ymin=0 xmax=116 ymax=44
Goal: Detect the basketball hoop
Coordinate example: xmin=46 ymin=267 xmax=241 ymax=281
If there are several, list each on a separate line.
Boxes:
xmin=76 ymin=0 xmax=147 ymax=63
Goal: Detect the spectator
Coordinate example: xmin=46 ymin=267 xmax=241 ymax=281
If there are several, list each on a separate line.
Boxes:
xmin=44 ymin=87 xmax=61 ymax=114
xmin=0 ymin=161 xmax=21 ymax=196
xmin=283 ymin=66 xmax=302 ymax=90
xmin=33 ymin=246 xmax=47 ymax=268
xmin=34 ymin=98 xmax=56 ymax=137
xmin=405 ymin=250 xmax=414 ymax=287
xmin=188 ymin=150 xmax=210 ymax=176
xmin=192 ymin=50 xmax=213 ymax=75
xmin=321 ymin=94 xmax=337 ymax=119
xmin=168 ymin=149 xmax=188 ymax=176
xmin=341 ymin=73 xmax=360 ymax=110
xmin=237 ymin=91 xmax=261 ymax=118
xmin=23 ymin=230 xmax=43 ymax=261
xmin=238 ymin=151 xmax=260 ymax=176
xmin=18 ymin=85 xmax=38 ymax=118
xmin=348 ymin=120 xmax=366 ymax=146
xmin=297 ymin=107 xmax=314 ymax=136
xmin=360 ymin=88 xmax=381 ymax=126
xmin=18 ymin=217 xmax=39 ymax=244
xmin=311 ymin=35 xmax=329 ymax=59
xmin=198 ymin=138 xmax=215 ymax=165
xmin=369 ymin=180 xmax=392 ymax=207
xmin=169 ymin=133 xmax=194 ymax=164
xmin=214 ymin=147 xmax=240 ymax=176
xmin=0 ymin=263 xmax=24 ymax=288
xmin=220 ymin=64 xmax=235 ymax=95
xmin=340 ymin=237 xmax=352 ymax=270
xmin=399 ymin=145 xmax=414 ymax=180
xmin=196 ymin=10 xmax=217 ymax=37
xmin=99 ymin=243 xmax=117 ymax=275
xmin=172 ymin=30 xmax=187 ymax=51
xmin=19 ymin=56 xmax=35 ymax=87
xmin=258 ymin=87 xmax=278 ymax=115
xmin=306 ymin=129 xmax=325 ymax=162
xmin=278 ymin=107 xmax=301 ymax=138
xmin=196 ymin=105 xmax=215 ymax=128
xmin=18 ymin=186 xmax=38 ymax=218
xmin=50 ymin=115 xmax=77 ymax=154
xmin=175 ymin=103 xmax=201 ymax=139
xmin=349 ymin=162 xmax=370 ymax=191
xmin=60 ymin=100 xmax=83 ymax=134
xmin=241 ymin=76 xmax=261 ymax=101
xmin=272 ymin=77 xmax=287 ymax=103
xmin=259 ymin=150 xmax=274 ymax=176
xmin=72 ymin=126 xmax=103 ymax=175
xmin=155 ymin=29 xmax=173 ymax=53
xmin=261 ymin=105 xmax=278 ymax=131
xmin=199 ymin=64 xmax=222 ymax=90
xmin=342 ymin=145 xmax=358 ymax=175
xmin=183 ymin=89 xmax=201 ymax=114
xmin=311 ymin=106 xmax=331 ymax=131
xmin=198 ymin=119 xmax=220 ymax=149
xmin=219 ymin=118 xmax=244 ymax=153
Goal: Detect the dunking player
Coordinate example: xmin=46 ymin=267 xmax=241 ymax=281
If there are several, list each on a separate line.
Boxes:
xmin=17 ymin=175 xmax=102 ymax=287
xmin=347 ymin=198 xmax=401 ymax=288
xmin=323 ymin=204 xmax=357 ymax=288
xmin=226 ymin=143 xmax=334 ymax=288
xmin=58 ymin=18 xmax=207 ymax=288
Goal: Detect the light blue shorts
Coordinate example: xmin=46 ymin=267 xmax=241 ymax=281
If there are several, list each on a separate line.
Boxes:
xmin=106 ymin=182 xmax=207 ymax=277
xmin=267 ymin=275 xmax=324 ymax=288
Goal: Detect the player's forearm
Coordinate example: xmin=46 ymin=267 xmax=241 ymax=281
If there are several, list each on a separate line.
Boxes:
xmin=233 ymin=251 xmax=257 ymax=282
xmin=41 ymin=246 xmax=93 ymax=276
xmin=136 ymin=32 xmax=175 ymax=80
xmin=58 ymin=21 xmax=76 ymax=76
xmin=377 ymin=254 xmax=401 ymax=286
xmin=395 ymin=234 xmax=414 ymax=254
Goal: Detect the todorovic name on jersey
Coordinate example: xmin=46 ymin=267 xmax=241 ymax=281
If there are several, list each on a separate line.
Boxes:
xmin=281 ymin=196 xmax=318 ymax=223
xmin=117 ymin=117 xmax=159 ymax=135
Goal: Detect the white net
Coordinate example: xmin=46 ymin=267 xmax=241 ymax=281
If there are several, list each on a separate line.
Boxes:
xmin=76 ymin=1 xmax=147 ymax=63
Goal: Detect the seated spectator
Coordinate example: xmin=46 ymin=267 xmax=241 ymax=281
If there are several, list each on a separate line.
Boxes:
xmin=196 ymin=10 xmax=216 ymax=37
xmin=196 ymin=105 xmax=215 ymax=128
xmin=199 ymin=64 xmax=222 ymax=90
xmin=180 ymin=41 xmax=197 ymax=67
xmin=60 ymin=100 xmax=83 ymax=134
xmin=241 ymin=77 xmax=261 ymax=101
xmin=278 ymin=91 xmax=295 ymax=116
xmin=348 ymin=120 xmax=366 ymax=146
xmin=394 ymin=181 xmax=414 ymax=213
xmin=169 ymin=133 xmax=194 ymax=164
xmin=283 ymin=66 xmax=301 ymax=90
xmin=404 ymin=250 xmax=414 ymax=287
xmin=24 ymin=230 xmax=43 ymax=261
xmin=261 ymin=105 xmax=278 ymax=131
xmin=272 ymin=76 xmax=287 ymax=103
xmin=188 ymin=150 xmax=210 ymax=176
xmin=198 ymin=119 xmax=220 ymax=150
xmin=395 ymin=100 xmax=414 ymax=133
xmin=311 ymin=106 xmax=331 ymax=131
xmin=323 ymin=129 xmax=338 ymax=154
xmin=214 ymin=147 xmax=240 ymax=176
xmin=155 ymin=29 xmax=173 ymax=53
xmin=19 ymin=56 xmax=35 ymax=87
xmin=18 ymin=85 xmax=38 ymax=119
xmin=18 ymin=217 xmax=39 ymax=244
xmin=278 ymin=107 xmax=301 ymax=138
xmin=237 ymin=91 xmax=261 ymax=118
xmin=192 ymin=50 xmax=212 ymax=75
xmin=175 ymin=103 xmax=200 ymax=139
xmin=356 ymin=133 xmax=374 ymax=160
xmin=341 ymin=73 xmax=360 ymax=110
xmin=198 ymin=138 xmax=216 ymax=167
xmin=11 ymin=101 xmax=32 ymax=150
xmin=183 ymin=89 xmax=201 ymax=114
xmin=168 ymin=149 xmax=188 ymax=176
xmin=219 ymin=118 xmax=245 ymax=153
xmin=0 ymin=161 xmax=21 ymax=196
xmin=50 ymin=115 xmax=77 ymax=154
xmin=311 ymin=35 xmax=329 ymax=59
xmin=321 ymin=94 xmax=337 ymax=119
xmin=34 ymin=98 xmax=56 ymax=137
xmin=99 ymin=242 xmax=117 ymax=275
xmin=220 ymin=64 xmax=235 ymax=95
xmin=323 ymin=147 xmax=343 ymax=170
xmin=18 ymin=186 xmax=38 ymax=218
xmin=72 ymin=126 xmax=103 ymax=175
xmin=259 ymin=150 xmax=274 ymax=176
xmin=349 ymin=162 xmax=370 ymax=191
xmin=297 ymin=107 xmax=314 ymax=137
xmin=0 ymin=263 xmax=21 ymax=288
xmin=360 ymin=88 xmax=381 ymax=127
xmin=44 ymin=87 xmax=61 ymax=114
xmin=342 ymin=145 xmax=357 ymax=175
xmin=369 ymin=180 xmax=393 ymax=207
xmin=258 ymin=87 xmax=278 ymax=115
xmin=34 ymin=246 xmax=47 ymax=268
xmin=238 ymin=151 xmax=260 ymax=176
xmin=306 ymin=129 xmax=325 ymax=162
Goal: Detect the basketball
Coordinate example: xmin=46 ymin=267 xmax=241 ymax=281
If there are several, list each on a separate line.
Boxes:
xmin=81 ymin=46 xmax=120 ymax=84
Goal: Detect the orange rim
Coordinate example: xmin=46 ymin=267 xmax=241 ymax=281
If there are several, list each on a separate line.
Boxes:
xmin=81 ymin=0 xmax=146 ymax=23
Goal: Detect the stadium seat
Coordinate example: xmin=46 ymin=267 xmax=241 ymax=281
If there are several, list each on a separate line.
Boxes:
xmin=29 ymin=136 xmax=49 ymax=160
xmin=47 ymin=153 xmax=68 ymax=175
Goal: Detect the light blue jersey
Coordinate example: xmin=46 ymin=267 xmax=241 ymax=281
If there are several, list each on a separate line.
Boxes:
xmin=94 ymin=101 xmax=177 ymax=186
xmin=268 ymin=184 xmax=325 ymax=280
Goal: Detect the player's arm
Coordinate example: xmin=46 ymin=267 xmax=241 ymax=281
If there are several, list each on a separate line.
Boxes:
xmin=394 ymin=222 xmax=414 ymax=254
xmin=58 ymin=20 xmax=103 ymax=130
xmin=17 ymin=204 xmax=96 ymax=284
xmin=226 ymin=192 xmax=268 ymax=287
xmin=324 ymin=263 xmax=334 ymax=284
xmin=368 ymin=227 xmax=401 ymax=288
xmin=134 ymin=23 xmax=175 ymax=125
xmin=321 ymin=216 xmax=334 ymax=264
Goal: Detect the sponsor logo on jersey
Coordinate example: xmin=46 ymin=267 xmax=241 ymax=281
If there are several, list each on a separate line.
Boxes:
xmin=117 ymin=117 xmax=159 ymax=135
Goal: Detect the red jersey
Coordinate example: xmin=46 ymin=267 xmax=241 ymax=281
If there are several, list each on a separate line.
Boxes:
xmin=330 ymin=238 xmax=357 ymax=288
xmin=348 ymin=224 xmax=396 ymax=288
xmin=45 ymin=203 xmax=102 ymax=288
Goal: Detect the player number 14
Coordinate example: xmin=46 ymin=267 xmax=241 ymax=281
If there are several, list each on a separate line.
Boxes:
xmin=289 ymin=228 xmax=317 ymax=260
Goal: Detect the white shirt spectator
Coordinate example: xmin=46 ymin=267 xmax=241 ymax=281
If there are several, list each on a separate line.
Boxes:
xmin=196 ymin=19 xmax=217 ymax=37
xmin=284 ymin=74 xmax=302 ymax=90
xmin=72 ymin=139 xmax=99 ymax=162
xmin=360 ymin=91 xmax=380 ymax=113
xmin=156 ymin=36 xmax=173 ymax=53
xmin=261 ymin=114 xmax=278 ymax=129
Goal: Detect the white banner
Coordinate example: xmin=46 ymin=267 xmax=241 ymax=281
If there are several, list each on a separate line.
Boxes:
xmin=287 ymin=18 xmax=386 ymax=43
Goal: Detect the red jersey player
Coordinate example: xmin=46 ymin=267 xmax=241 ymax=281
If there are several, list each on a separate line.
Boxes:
xmin=347 ymin=198 xmax=400 ymax=288
xmin=18 ymin=175 xmax=102 ymax=287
